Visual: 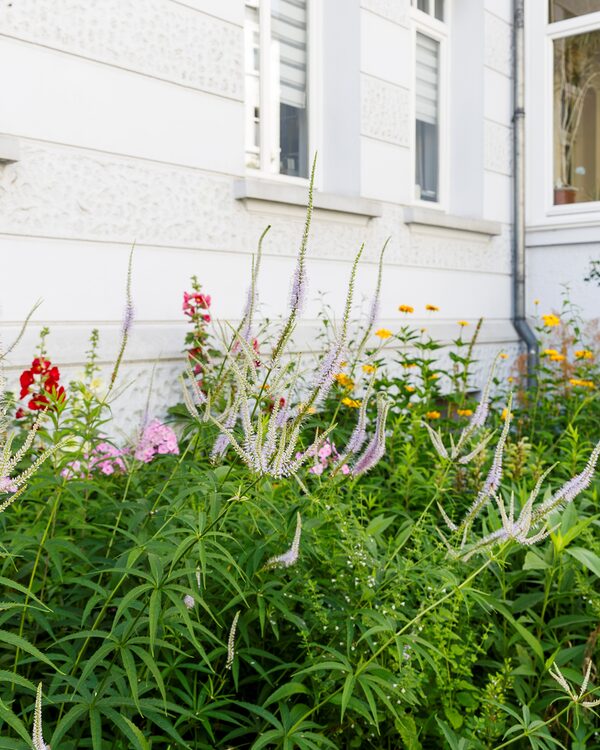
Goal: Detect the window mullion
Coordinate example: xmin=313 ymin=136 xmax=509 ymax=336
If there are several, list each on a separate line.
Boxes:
xmin=259 ymin=0 xmax=274 ymax=173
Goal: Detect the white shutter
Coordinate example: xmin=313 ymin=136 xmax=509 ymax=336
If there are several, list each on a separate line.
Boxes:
xmin=271 ymin=0 xmax=307 ymax=109
xmin=416 ymin=33 xmax=439 ymax=125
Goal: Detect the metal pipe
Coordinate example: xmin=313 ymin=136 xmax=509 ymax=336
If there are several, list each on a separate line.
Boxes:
xmin=512 ymin=0 xmax=539 ymax=388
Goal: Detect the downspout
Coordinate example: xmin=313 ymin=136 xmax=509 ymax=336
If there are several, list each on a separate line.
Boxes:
xmin=512 ymin=0 xmax=539 ymax=387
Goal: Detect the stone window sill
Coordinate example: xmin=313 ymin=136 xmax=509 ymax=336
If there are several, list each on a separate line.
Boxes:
xmin=0 ymin=135 xmax=20 ymax=164
xmin=403 ymin=206 xmax=502 ymax=236
xmin=234 ymin=177 xmax=383 ymax=219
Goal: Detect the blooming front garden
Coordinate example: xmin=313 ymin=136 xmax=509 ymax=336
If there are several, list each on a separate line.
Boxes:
xmin=1 ymin=183 xmax=600 ymax=749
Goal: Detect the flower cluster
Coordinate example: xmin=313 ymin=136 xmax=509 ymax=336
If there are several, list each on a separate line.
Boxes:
xmin=569 ymin=378 xmax=595 ymax=389
xmin=334 ymin=372 xmax=354 ymax=389
xmin=543 ymin=348 xmax=566 ymax=362
xmin=542 ymin=313 xmax=560 ymax=327
xmin=300 ymin=440 xmax=349 ymax=477
xmin=17 ymin=358 xmax=66 ymax=415
xmin=61 ymin=442 xmax=126 ymax=479
xmin=183 ymin=278 xmax=213 ymax=379
xmin=134 ymin=420 xmax=179 ymax=463
xmin=183 ymin=291 xmax=211 ymax=322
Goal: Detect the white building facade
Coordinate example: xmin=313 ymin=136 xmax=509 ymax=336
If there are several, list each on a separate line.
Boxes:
xmin=0 ymin=0 xmax=597 ymax=419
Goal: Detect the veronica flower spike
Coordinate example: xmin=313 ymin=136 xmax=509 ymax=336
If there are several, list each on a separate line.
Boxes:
xmin=226 ymin=610 xmax=241 ymax=670
xmin=351 ymin=394 xmax=390 ymax=477
xmin=32 ymin=683 xmax=49 ymax=750
xmin=531 ymin=439 xmax=600 ymax=524
xmin=550 ymin=661 xmax=600 ymax=708
xmin=265 ymin=512 xmax=302 ymax=569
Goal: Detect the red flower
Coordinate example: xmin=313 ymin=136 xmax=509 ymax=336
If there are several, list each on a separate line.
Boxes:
xmin=19 ymin=369 xmax=34 ymax=398
xmin=18 ymin=358 xmax=66 ymax=413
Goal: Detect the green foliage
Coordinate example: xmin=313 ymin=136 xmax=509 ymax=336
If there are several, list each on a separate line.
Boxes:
xmin=1 ymin=236 xmax=600 ymax=748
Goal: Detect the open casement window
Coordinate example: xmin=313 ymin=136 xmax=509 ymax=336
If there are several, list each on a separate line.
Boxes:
xmin=244 ymin=0 xmax=311 ymax=179
xmin=411 ymin=1 xmax=447 ymax=206
xmin=550 ymin=5 xmax=600 ymax=206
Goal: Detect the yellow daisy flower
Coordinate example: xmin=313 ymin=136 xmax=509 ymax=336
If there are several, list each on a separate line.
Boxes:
xmin=405 ymin=385 xmax=415 ymax=393
xmin=456 ymin=408 xmax=473 ymax=417
xmin=542 ymin=314 xmax=560 ymax=327
xmin=341 ymin=397 xmax=361 ymax=408
xmin=375 ymin=328 xmax=392 ymax=339
xmin=458 ymin=320 xmax=469 ymax=327
xmin=569 ymin=378 xmax=595 ymax=389
xmin=398 ymin=304 xmax=414 ymax=314
xmin=425 ymin=304 xmax=440 ymax=312
xmin=334 ymin=373 xmax=354 ymax=389
xmin=426 ymin=410 xmax=441 ymax=420
xmin=362 ymin=364 xmax=376 ymax=374
xmin=575 ymin=349 xmax=594 ymax=360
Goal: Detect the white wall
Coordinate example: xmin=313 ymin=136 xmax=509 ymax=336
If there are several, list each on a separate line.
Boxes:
xmin=0 ymin=0 xmax=520 ymax=426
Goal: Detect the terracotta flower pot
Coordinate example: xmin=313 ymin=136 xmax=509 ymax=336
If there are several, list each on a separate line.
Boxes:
xmin=554 ymin=186 xmax=578 ymax=205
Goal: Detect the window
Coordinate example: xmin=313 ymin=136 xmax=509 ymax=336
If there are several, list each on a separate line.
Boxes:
xmin=412 ymin=0 xmax=447 ymax=205
xmin=549 ymin=7 xmax=600 ymax=205
xmin=550 ymin=0 xmax=600 ymax=23
xmin=244 ymin=0 xmax=311 ymax=179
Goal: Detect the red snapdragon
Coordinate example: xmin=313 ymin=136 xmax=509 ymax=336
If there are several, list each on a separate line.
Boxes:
xmin=17 ymin=357 xmax=66 ymax=413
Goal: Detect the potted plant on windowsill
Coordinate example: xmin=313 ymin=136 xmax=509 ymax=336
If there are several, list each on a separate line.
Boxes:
xmin=554 ymin=32 xmax=600 ymax=205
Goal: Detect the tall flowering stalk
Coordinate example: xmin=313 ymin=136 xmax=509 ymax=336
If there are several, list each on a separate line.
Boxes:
xmin=271 ymin=154 xmax=317 ymax=365
xmin=351 ymin=394 xmax=390 ymax=477
xmin=265 ymin=512 xmax=302 ymax=568
xmin=108 ymin=243 xmax=135 ymax=391
xmin=225 ymin=610 xmax=240 ymax=670
xmin=240 ymin=224 xmax=270 ymax=344
xmin=32 ymin=683 xmax=48 ymax=750
xmin=354 ymin=237 xmax=390 ymax=364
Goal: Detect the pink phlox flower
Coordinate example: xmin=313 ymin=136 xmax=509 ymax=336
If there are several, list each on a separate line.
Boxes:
xmin=0 ymin=477 xmax=17 ymax=493
xmin=309 ymin=462 xmax=325 ymax=476
xmin=135 ymin=420 xmax=179 ymax=463
xmin=318 ymin=442 xmax=332 ymax=460
xmin=89 ymin=442 xmax=127 ymax=475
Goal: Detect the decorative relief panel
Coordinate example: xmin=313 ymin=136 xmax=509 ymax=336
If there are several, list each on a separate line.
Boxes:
xmin=361 ymin=0 xmax=410 ymax=26
xmin=0 ymin=0 xmax=243 ymax=99
xmin=361 ymin=75 xmax=410 ymax=147
xmin=484 ymin=12 xmax=512 ymax=77
xmin=0 ymin=141 xmax=512 ymax=277
xmin=484 ymin=119 xmax=512 ymax=176
xmin=0 ymin=143 xmax=235 ymax=248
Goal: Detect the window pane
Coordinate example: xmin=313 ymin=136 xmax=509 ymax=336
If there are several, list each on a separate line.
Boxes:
xmin=435 ymin=0 xmax=444 ymax=21
xmin=417 ymin=0 xmax=428 ymax=11
xmin=244 ymin=5 xmax=261 ymax=169
xmin=272 ymin=0 xmax=308 ymax=177
xmin=553 ymin=30 xmax=600 ymax=204
xmin=549 ymin=0 xmax=600 ymax=23
xmin=415 ymin=33 xmax=440 ymax=202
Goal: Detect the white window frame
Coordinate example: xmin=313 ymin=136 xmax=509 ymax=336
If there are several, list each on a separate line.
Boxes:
xmin=544 ymin=7 xmax=600 ymax=218
xmin=409 ymin=1 xmax=450 ymax=211
xmin=244 ymin=0 xmax=321 ymax=187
